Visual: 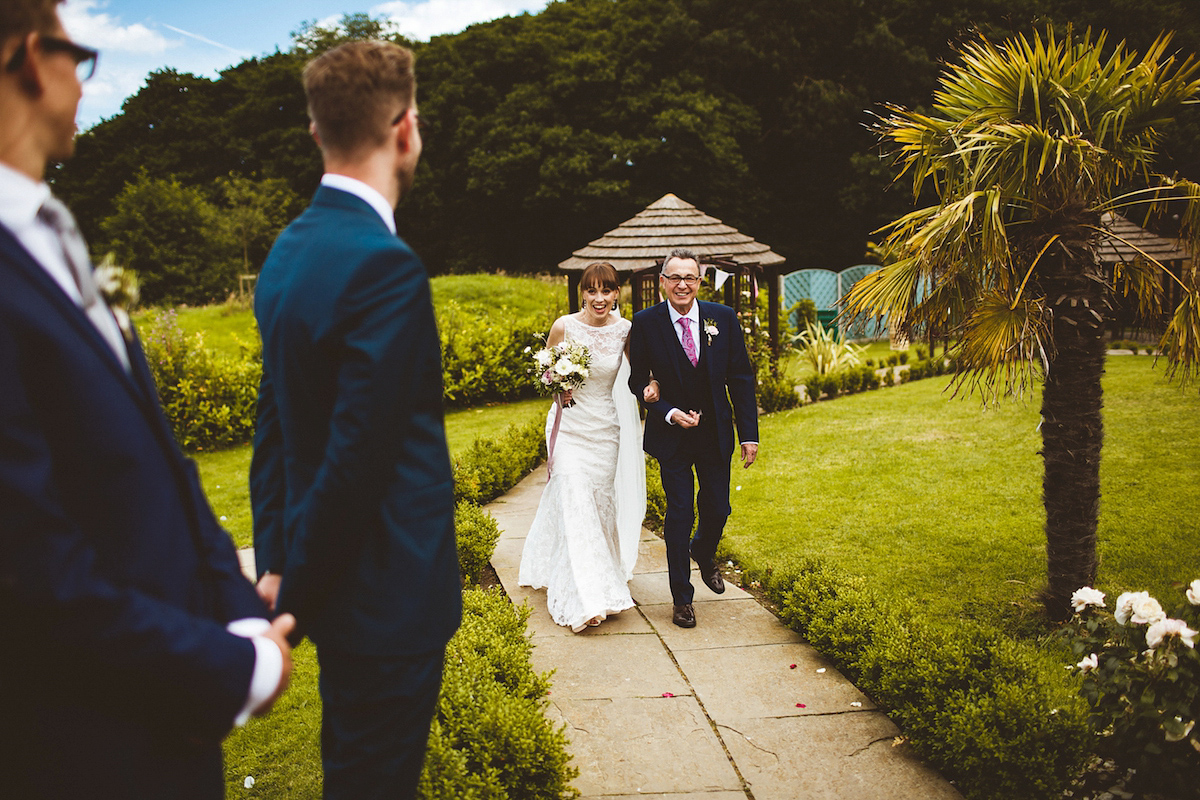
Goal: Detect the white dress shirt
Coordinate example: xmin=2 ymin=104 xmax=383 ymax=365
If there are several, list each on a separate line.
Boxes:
xmin=0 ymin=161 xmax=280 ymax=726
xmin=321 ymin=173 xmax=396 ymax=233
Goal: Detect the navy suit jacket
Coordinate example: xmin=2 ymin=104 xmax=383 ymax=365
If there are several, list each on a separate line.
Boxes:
xmin=0 ymin=224 xmax=266 ymax=797
xmin=251 ymin=185 xmax=461 ymax=657
xmin=628 ymin=300 xmax=759 ymax=460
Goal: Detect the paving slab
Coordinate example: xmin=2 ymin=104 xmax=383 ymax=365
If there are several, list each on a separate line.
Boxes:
xmin=628 ymin=569 xmax=750 ymax=606
xmin=643 ymin=598 xmax=803 ymax=651
xmin=719 ymin=713 xmax=962 ymax=800
xmin=591 ymin=794 xmax=746 ymax=800
xmin=674 ymin=642 xmax=877 ymax=720
xmin=546 ymin=696 xmax=743 ymax=797
xmin=490 ymin=534 xmax=526 ymax=572
xmin=531 ymin=631 xmax=685 ymax=699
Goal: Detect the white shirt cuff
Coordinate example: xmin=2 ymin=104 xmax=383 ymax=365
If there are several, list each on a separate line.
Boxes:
xmin=666 ymin=408 xmax=682 ymax=424
xmin=227 ymin=618 xmax=283 ymax=727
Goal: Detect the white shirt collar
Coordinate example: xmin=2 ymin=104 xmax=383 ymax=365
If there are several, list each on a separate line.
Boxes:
xmin=320 ymin=173 xmax=396 ymax=234
xmin=667 ymin=301 xmax=700 ymax=328
xmin=0 ymin=162 xmax=51 ymax=232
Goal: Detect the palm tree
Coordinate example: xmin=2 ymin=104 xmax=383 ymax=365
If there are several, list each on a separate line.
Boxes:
xmin=844 ymin=28 xmax=1200 ymax=620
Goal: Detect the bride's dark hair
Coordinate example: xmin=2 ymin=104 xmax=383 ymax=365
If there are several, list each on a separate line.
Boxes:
xmin=580 ymin=262 xmax=620 ymax=293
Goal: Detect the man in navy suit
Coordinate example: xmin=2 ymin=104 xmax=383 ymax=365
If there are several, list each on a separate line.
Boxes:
xmin=0 ymin=2 xmax=293 ymax=797
xmin=250 ymin=39 xmax=461 ymax=799
xmin=628 ymin=249 xmax=759 ymax=628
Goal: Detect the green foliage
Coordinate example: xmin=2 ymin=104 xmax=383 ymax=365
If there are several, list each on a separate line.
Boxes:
xmin=757 ymin=371 xmax=800 ymax=412
xmin=101 ymin=172 xmax=237 ymax=305
xmin=456 ymin=501 xmax=502 ymax=585
xmin=420 ymin=589 xmax=579 ymax=800
xmin=440 ymin=300 xmax=553 ymax=407
xmin=750 ymin=557 xmax=1089 ymax=800
xmin=1063 ymin=584 xmax=1200 ymax=796
xmin=215 ymin=174 xmax=302 ymax=273
xmin=139 ymin=309 xmax=259 ymax=450
xmin=643 ymin=456 xmax=666 ymax=532
xmin=793 ymin=319 xmax=864 ymax=376
xmin=453 ymin=419 xmax=546 ymax=505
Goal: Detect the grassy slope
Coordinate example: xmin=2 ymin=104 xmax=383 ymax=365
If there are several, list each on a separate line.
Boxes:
xmin=723 ymin=355 xmax=1200 ymax=638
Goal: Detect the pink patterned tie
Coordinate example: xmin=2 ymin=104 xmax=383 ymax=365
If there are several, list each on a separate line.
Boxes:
xmin=679 ymin=317 xmax=698 ymax=367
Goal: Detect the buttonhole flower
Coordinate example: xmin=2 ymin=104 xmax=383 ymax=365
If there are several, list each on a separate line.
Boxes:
xmin=703 ymin=318 xmax=719 ymax=345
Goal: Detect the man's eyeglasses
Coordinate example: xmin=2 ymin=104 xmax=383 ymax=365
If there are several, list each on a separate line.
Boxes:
xmin=5 ymin=35 xmax=99 ymax=83
xmin=390 ymin=108 xmax=429 ymax=134
xmin=662 ymin=274 xmax=700 ymax=286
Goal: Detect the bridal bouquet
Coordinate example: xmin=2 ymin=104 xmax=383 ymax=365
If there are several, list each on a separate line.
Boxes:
xmin=528 ymin=339 xmax=591 ymax=407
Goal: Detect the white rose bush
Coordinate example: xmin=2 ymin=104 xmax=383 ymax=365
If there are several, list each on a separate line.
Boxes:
xmin=1063 ymin=581 xmax=1200 ymax=794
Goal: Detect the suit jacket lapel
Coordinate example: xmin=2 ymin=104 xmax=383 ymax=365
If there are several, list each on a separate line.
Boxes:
xmin=653 ymin=302 xmax=687 ymax=386
xmin=0 ymin=225 xmax=147 ymax=403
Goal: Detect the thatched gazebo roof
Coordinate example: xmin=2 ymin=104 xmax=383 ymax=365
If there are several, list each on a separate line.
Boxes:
xmin=557 ymin=192 xmax=786 ymax=274
xmin=1097 ymin=212 xmax=1189 ymax=264
xmin=557 ymin=193 xmax=788 ymax=355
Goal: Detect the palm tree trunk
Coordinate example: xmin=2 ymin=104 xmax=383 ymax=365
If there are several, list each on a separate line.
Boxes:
xmin=1039 ymin=252 xmax=1107 ymax=621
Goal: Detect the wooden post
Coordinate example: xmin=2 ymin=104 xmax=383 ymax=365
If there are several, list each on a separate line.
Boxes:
xmin=567 ymin=271 xmax=580 ymax=313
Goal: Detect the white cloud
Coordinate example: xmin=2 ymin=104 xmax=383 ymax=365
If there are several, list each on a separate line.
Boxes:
xmin=372 ymin=0 xmax=547 ymax=41
xmin=60 ymin=0 xmax=173 ymax=55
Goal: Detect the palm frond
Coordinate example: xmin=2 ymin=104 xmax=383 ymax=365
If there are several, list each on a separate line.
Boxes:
xmin=1158 ymin=291 xmax=1200 ymax=388
xmin=951 ymin=292 xmax=1048 ymax=403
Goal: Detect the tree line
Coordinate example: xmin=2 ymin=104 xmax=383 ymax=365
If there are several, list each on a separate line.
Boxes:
xmin=52 ymin=0 xmax=1200 ymax=305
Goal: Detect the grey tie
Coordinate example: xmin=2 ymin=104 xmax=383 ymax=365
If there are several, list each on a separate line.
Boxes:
xmin=38 ymin=195 xmax=131 ymax=370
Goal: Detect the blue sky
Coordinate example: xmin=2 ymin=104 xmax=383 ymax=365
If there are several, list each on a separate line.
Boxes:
xmin=61 ymin=0 xmax=550 ymax=129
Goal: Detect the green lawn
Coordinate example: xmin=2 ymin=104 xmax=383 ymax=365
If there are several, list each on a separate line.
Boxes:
xmin=722 ymin=355 xmax=1200 ymax=639
xmin=195 ymin=397 xmax=550 ymax=549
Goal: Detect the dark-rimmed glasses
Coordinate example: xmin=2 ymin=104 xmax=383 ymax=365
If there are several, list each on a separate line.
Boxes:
xmin=5 ymin=34 xmax=98 ymax=83
xmin=390 ymin=108 xmax=429 ymax=134
xmin=662 ymin=274 xmax=700 ymax=286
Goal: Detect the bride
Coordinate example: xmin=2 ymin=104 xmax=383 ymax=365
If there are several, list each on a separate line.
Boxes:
xmin=519 ymin=262 xmax=653 ymax=631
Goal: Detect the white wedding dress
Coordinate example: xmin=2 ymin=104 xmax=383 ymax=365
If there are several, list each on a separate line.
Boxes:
xmin=519 ymin=314 xmax=646 ymax=631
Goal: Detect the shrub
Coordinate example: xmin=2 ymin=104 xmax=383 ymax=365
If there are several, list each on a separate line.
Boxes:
xmin=841 ymin=366 xmax=864 ymax=394
xmin=899 ymin=351 xmax=910 ymax=364
xmin=805 ymin=374 xmax=825 ymax=402
xmin=418 ymin=588 xmax=579 ymax=800
xmin=860 ymin=365 xmax=880 ymax=391
xmin=456 ymin=501 xmax=502 ymax=585
xmin=440 ymin=300 xmax=550 ymax=408
xmin=1063 ymin=583 xmax=1200 ymax=797
xmin=758 ymin=371 xmax=801 ymax=412
xmin=453 ymin=418 xmax=546 ymax=505
xmin=819 ymin=372 xmax=842 ymax=399
xmin=880 ymin=368 xmax=894 ymax=387
xmin=915 ymin=345 xmax=928 ymax=360
xmin=140 ymin=309 xmax=259 ymax=450
xmin=644 ymin=456 xmax=666 ymax=531
xmin=743 ymin=557 xmax=1089 ymax=800
xmin=793 ymin=319 xmax=864 ymax=376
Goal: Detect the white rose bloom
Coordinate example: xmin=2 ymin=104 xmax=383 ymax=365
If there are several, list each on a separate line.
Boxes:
xmin=1070 ymin=586 xmax=1106 ymax=613
xmin=535 ymin=349 xmax=553 ymax=368
xmin=1076 ymin=653 xmax=1098 ymax=673
xmin=554 ymin=357 xmax=573 ymax=376
xmin=1115 ymin=591 xmax=1152 ymax=625
xmin=1187 ymin=579 xmax=1200 ymax=606
xmin=1146 ymin=618 xmax=1198 ymax=649
xmin=1130 ymin=594 xmax=1166 ymax=625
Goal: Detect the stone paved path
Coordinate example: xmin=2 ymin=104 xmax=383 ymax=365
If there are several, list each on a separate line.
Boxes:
xmin=485 ymin=468 xmax=964 ymax=800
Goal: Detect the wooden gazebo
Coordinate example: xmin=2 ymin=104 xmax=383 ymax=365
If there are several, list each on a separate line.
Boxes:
xmin=1097 ymin=212 xmax=1191 ymax=335
xmin=558 ymin=193 xmax=787 ymax=353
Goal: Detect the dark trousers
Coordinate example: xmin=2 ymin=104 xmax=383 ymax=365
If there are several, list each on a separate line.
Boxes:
xmin=658 ymin=423 xmax=732 ymax=605
xmin=317 ymin=645 xmax=445 ymax=800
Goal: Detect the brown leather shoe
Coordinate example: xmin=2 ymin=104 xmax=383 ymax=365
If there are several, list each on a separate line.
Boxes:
xmin=697 ymin=560 xmax=725 ymax=594
xmin=672 ymin=603 xmax=696 ymax=628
